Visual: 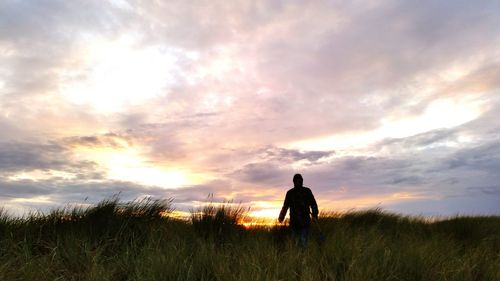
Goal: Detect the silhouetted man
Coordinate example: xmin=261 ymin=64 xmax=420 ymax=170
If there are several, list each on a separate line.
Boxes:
xmin=278 ymin=174 xmax=318 ymax=247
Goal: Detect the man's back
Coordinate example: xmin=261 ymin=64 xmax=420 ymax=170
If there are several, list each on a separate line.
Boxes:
xmin=278 ymin=174 xmax=319 ymax=248
xmin=281 ymin=186 xmax=318 ymax=229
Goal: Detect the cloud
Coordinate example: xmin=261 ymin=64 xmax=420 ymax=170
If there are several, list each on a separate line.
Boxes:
xmin=0 ymin=0 xmax=130 ymax=97
xmin=61 ymin=133 xmax=132 ymax=148
xmin=0 ymin=178 xmax=162 ymax=215
xmin=374 ymin=128 xmax=460 ymax=155
xmin=466 ymin=186 xmax=500 ymax=196
xmin=442 ymin=142 xmax=500 ymax=174
xmin=0 ymin=175 xmax=239 ymax=215
xmin=232 ymin=162 xmax=290 ymax=186
xmin=4 ymin=0 xmax=500 ymax=143
xmin=261 ymin=146 xmax=334 ymax=162
xmin=0 ymin=141 xmax=94 ymax=173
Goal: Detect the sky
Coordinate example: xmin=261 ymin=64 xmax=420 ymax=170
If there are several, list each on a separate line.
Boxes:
xmin=1 ymin=0 xmax=500 ymax=218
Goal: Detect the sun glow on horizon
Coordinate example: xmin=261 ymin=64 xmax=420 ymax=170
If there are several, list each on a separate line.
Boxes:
xmin=247 ymin=201 xmax=282 ymax=219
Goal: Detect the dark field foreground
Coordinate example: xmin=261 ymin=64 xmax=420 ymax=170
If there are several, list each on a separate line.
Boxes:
xmin=0 ymin=198 xmax=498 ymax=281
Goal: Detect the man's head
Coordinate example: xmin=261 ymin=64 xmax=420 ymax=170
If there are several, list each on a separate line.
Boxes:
xmin=293 ymin=174 xmax=303 ymax=187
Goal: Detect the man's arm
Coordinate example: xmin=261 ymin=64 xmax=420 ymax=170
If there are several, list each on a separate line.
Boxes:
xmin=278 ymin=191 xmax=290 ymax=223
xmin=309 ymin=189 xmax=319 ymax=220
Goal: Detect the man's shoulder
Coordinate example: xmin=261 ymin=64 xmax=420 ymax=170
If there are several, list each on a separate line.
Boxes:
xmin=286 ymin=188 xmax=299 ymax=195
xmin=287 ymin=187 xmax=313 ymax=193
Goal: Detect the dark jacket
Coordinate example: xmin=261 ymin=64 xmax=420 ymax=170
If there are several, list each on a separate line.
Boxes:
xmin=279 ymin=186 xmax=318 ymax=229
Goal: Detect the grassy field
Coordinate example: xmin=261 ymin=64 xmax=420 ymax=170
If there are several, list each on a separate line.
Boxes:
xmin=0 ymin=198 xmax=498 ymax=281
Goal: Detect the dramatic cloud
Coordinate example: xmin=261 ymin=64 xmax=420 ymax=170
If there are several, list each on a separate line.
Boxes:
xmin=1 ymin=0 xmax=499 ymax=216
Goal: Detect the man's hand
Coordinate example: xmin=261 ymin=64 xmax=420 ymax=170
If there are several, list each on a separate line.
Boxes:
xmin=311 ymin=215 xmax=318 ymax=223
xmin=278 ymin=216 xmax=284 ymax=224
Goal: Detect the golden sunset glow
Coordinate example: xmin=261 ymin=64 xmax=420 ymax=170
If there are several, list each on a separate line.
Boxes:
xmin=323 ymin=192 xmax=429 ymax=212
xmin=247 ymin=201 xmax=282 ymax=219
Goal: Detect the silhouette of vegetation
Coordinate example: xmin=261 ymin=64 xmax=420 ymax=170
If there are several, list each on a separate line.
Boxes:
xmin=191 ymin=196 xmax=248 ymax=245
xmin=0 ymin=198 xmax=498 ymax=280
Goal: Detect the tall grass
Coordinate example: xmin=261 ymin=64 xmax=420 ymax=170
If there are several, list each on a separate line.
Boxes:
xmin=0 ymin=198 xmax=498 ymax=281
xmin=191 ymin=197 xmax=248 ymax=245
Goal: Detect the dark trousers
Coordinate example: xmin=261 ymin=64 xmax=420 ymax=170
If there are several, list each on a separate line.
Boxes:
xmin=292 ymin=227 xmax=309 ymax=248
